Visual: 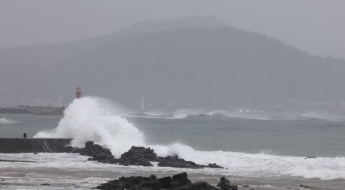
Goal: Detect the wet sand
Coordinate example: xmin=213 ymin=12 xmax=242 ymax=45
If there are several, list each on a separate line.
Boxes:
xmin=1 ymin=167 xmax=344 ymax=190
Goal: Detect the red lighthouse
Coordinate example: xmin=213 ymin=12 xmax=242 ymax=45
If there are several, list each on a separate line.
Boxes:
xmin=76 ymin=86 xmax=82 ymax=99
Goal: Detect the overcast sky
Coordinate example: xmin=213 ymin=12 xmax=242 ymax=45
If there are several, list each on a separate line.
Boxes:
xmin=0 ymin=0 xmax=344 ymax=59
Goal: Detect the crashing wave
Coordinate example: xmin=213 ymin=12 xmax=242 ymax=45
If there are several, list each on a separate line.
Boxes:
xmin=34 ymin=97 xmax=145 ymax=156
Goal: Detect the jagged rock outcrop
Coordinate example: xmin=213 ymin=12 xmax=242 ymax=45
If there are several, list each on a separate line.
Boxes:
xmin=116 ymin=146 xmax=157 ymax=166
xmin=64 ymin=141 xmax=115 ymax=162
xmin=68 ymin=143 xmax=223 ymax=169
xmin=155 ymin=156 xmax=204 ymax=169
xmin=95 ymin=172 xmax=237 ymax=190
xmin=207 ymin=163 xmax=224 ymax=169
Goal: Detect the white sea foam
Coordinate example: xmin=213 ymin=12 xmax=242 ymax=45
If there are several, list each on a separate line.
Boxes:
xmin=144 ymin=110 xmax=170 ymax=117
xmin=172 ymin=109 xmax=271 ymax=120
xmin=34 ymin=97 xmax=145 ymax=156
xmin=151 ymin=143 xmax=345 ymax=180
xmin=172 ymin=109 xmax=206 ymax=119
xmin=300 ymin=112 xmax=345 ymax=121
xmin=0 ymin=117 xmax=18 ymax=124
xmin=34 ymin=97 xmax=345 ymax=180
xmin=171 ymin=109 xmax=345 ymax=121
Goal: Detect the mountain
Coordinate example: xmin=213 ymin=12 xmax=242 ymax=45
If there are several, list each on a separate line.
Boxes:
xmin=0 ymin=17 xmax=344 ymax=111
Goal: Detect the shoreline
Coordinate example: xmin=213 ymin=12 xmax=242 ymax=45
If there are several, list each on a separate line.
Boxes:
xmin=0 ymin=139 xmax=344 ymax=189
xmin=1 ymin=167 xmax=344 ymax=190
xmin=0 ymin=140 xmax=345 ymax=190
xmin=1 ymin=155 xmax=344 ymax=190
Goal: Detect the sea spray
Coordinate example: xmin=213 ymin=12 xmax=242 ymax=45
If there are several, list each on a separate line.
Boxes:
xmin=34 ymin=97 xmax=145 ymax=156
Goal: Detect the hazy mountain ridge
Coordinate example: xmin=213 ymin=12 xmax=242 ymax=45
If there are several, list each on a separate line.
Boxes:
xmin=0 ymin=17 xmax=344 ymax=111
xmin=58 ymin=28 xmax=345 ymax=108
xmin=0 ymin=16 xmax=228 ymax=65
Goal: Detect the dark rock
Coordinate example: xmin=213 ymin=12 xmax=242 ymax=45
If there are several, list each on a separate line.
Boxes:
xmin=114 ymin=146 xmax=157 ymax=166
xmin=41 ymin=183 xmax=50 ymax=185
xmin=300 ymin=184 xmax=310 ymax=188
xmin=78 ymin=141 xmax=114 ymax=162
xmin=217 ymin=177 xmax=237 ymax=190
xmin=305 ymin=156 xmax=316 ymax=159
xmin=71 ymin=143 xmax=222 ymax=169
xmin=65 ymin=141 xmax=116 ymax=164
xmin=172 ymin=172 xmax=191 ymax=186
xmin=171 ymin=180 xmax=181 ymax=187
xmin=96 ymin=173 xmax=237 ymax=190
xmin=63 ymin=146 xmax=74 ymax=153
xmin=96 ymin=174 xmax=161 ymax=190
xmin=158 ymin=176 xmax=172 ymax=188
xmin=124 ymin=146 xmax=157 ymax=161
xmin=217 ymin=177 xmax=230 ymax=189
xmin=206 ymin=163 xmax=223 ymax=169
xmin=175 ymin=182 xmax=219 ymax=190
xmin=156 ymin=156 xmax=204 ymax=169
xmin=85 ymin=141 xmax=94 ymax=148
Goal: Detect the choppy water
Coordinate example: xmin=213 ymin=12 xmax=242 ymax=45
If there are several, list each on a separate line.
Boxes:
xmin=1 ymin=97 xmax=345 ymax=182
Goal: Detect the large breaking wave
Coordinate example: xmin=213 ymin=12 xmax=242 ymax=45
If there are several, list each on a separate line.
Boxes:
xmin=34 ymin=97 xmax=144 ymax=156
xmin=34 ymin=97 xmax=345 ymax=180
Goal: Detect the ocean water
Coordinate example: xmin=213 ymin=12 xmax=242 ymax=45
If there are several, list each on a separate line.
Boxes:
xmin=1 ymin=97 xmax=345 ymax=186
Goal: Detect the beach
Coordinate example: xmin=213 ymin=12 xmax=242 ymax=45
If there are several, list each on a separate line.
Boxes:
xmin=1 ymin=153 xmax=345 ymax=190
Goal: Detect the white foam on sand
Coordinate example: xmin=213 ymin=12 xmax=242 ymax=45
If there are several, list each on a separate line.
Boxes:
xmin=152 ymin=143 xmax=345 ymax=180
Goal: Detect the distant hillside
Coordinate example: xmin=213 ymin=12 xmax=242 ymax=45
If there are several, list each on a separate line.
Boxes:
xmin=0 ymin=17 xmax=344 ymax=110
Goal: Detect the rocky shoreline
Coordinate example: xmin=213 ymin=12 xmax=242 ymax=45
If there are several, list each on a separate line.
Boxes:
xmin=95 ymin=172 xmax=238 ymax=190
xmin=64 ymin=141 xmax=223 ymax=169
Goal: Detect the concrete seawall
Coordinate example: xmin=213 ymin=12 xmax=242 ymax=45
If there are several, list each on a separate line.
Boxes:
xmin=0 ymin=138 xmax=72 ymax=153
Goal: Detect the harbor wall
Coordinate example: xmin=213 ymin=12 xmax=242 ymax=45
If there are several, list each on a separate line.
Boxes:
xmin=0 ymin=138 xmax=72 ymax=153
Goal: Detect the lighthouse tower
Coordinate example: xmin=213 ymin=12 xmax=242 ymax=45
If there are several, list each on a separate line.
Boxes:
xmin=75 ymin=86 xmax=82 ymax=99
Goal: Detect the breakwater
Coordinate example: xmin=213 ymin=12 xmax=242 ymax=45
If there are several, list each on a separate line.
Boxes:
xmin=0 ymin=106 xmax=64 ymax=115
xmin=0 ymin=138 xmax=71 ymax=153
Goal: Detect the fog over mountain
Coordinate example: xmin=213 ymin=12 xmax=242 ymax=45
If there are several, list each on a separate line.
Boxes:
xmin=1 ymin=17 xmax=345 ymax=112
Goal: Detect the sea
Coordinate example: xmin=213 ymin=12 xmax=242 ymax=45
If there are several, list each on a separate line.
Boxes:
xmin=1 ymin=97 xmax=345 ymax=189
